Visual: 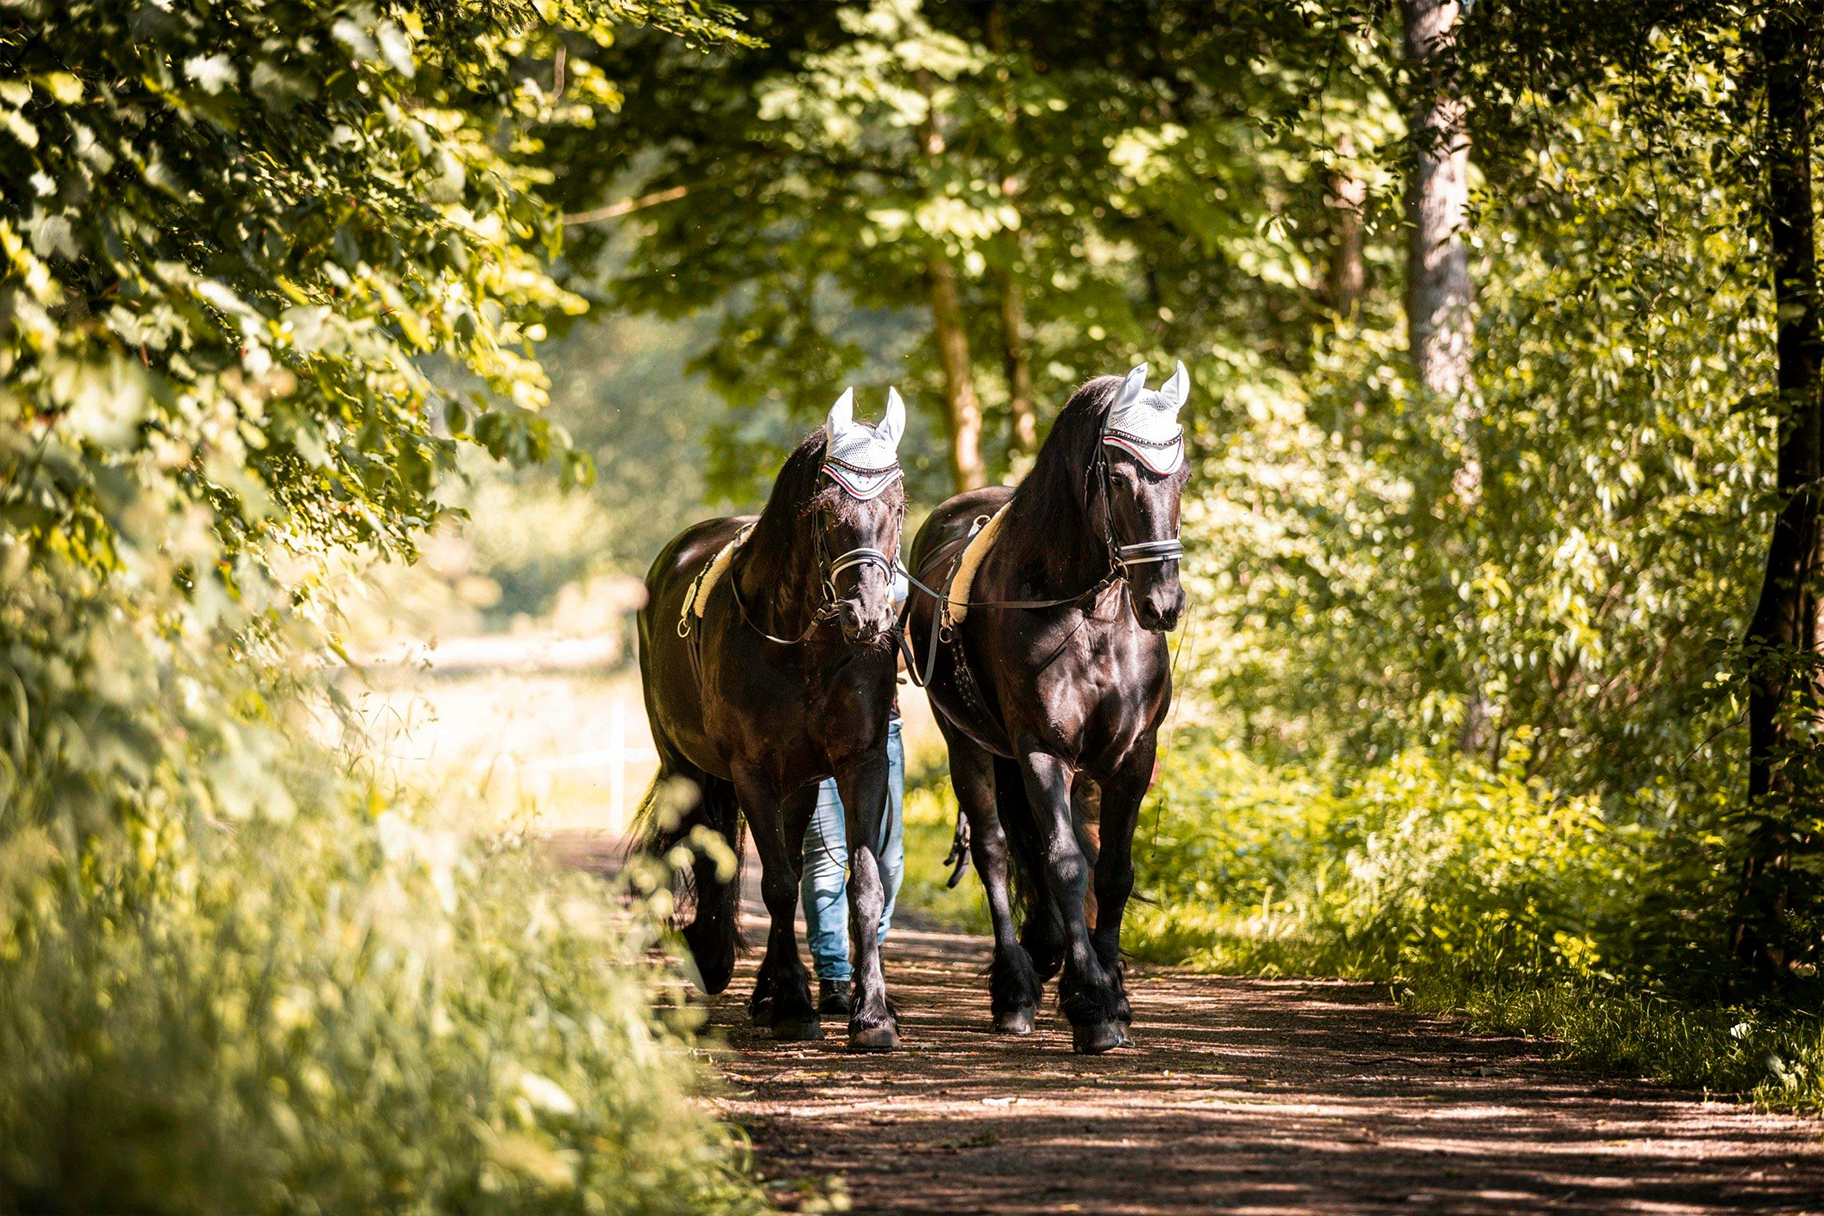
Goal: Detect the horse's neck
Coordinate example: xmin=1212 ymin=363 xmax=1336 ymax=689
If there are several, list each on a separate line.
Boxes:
xmin=999 ymin=496 xmax=1105 ymax=595
xmin=733 ymin=518 xmax=818 ymax=636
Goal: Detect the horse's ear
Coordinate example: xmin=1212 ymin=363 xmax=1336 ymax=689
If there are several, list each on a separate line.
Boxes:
xmin=1117 ymin=363 xmax=1150 ymax=408
xmin=1159 ymin=361 xmax=1189 ymax=413
xmin=878 ymin=387 xmax=907 ymax=450
xmin=825 ymin=387 xmax=855 ymax=445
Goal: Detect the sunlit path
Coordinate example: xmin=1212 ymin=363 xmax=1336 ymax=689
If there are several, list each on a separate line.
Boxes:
xmin=701 ymin=900 xmax=1824 ymax=1216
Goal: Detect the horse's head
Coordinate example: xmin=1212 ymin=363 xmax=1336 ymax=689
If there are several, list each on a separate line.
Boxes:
xmin=1101 ymin=362 xmax=1190 ymax=633
xmin=816 ymin=387 xmax=908 ymax=646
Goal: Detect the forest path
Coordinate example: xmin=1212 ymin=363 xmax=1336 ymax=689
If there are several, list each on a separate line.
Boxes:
xmin=703 ymin=907 xmax=1824 ymax=1216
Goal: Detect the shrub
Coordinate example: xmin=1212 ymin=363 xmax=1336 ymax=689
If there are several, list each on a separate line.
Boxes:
xmin=1109 ymin=730 xmax=1824 ymax=1110
xmin=0 ymin=560 xmax=766 ymax=1216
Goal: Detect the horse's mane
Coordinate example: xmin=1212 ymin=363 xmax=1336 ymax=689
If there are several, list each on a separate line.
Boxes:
xmin=741 ymin=429 xmax=830 ymax=587
xmin=995 ymin=375 xmax=1121 ymax=578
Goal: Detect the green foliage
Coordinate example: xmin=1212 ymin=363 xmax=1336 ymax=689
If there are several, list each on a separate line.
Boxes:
xmin=0 ymin=554 xmax=765 ymax=1213
xmin=1 ymin=0 xmax=744 ymax=569
xmin=577 ymin=0 xmax=1371 ymax=495
xmin=1128 ymin=738 xmax=1649 ymax=983
xmin=0 ymin=3 xmax=766 ymax=1211
xmin=1109 ymin=731 xmax=1824 ymax=1109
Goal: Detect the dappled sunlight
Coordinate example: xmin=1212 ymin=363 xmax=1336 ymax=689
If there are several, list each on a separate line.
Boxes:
xmin=702 ymin=907 xmax=1824 ymax=1215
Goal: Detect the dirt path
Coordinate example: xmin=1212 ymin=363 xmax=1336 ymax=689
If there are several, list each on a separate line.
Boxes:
xmin=703 ymin=910 xmax=1824 ymax=1215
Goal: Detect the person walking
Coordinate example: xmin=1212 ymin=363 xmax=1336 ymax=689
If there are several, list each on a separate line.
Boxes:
xmin=800 ymin=574 xmax=907 ymax=1015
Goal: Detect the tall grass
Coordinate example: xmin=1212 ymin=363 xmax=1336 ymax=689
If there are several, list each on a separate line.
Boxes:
xmin=0 ymin=564 xmax=767 ymax=1215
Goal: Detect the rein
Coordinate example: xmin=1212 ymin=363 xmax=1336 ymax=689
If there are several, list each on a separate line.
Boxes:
xmin=897 ymin=439 xmax=1183 ymax=688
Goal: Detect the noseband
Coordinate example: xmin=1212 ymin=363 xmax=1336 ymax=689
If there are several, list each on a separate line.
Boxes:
xmin=1115 ymin=536 xmax=1185 ymax=566
xmin=821 ymin=536 xmax=896 ymax=604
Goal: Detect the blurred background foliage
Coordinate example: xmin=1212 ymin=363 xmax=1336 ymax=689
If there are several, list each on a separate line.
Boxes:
xmin=7 ymin=0 xmax=1824 ymax=1205
xmin=0 ymin=0 xmax=769 ymax=1210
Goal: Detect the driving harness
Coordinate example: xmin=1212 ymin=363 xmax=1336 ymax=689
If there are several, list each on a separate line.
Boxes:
xmin=895 ymin=436 xmax=1185 ymax=733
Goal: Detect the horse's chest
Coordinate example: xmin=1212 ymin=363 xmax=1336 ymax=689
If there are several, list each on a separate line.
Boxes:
xmin=1024 ymin=626 xmax=1162 ymax=762
xmin=702 ymin=651 xmax=888 ymax=787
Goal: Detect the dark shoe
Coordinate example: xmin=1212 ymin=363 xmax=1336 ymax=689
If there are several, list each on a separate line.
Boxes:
xmin=818 ymin=979 xmax=853 ymax=1016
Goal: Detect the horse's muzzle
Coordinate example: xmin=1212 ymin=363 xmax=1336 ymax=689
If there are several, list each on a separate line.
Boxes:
xmin=1133 ymin=579 xmax=1186 ymax=633
xmin=837 ymin=598 xmax=894 ymax=645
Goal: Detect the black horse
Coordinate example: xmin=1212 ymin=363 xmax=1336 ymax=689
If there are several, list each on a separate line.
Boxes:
xmin=635 ymin=393 xmax=907 ymax=1050
xmin=906 ymin=364 xmax=1189 ymax=1054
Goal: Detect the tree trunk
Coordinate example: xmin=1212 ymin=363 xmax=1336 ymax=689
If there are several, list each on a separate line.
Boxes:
xmin=988 ymin=5 xmax=1037 ymax=457
xmin=1736 ymin=5 xmax=1824 ymax=975
xmin=1401 ymin=0 xmax=1476 ymax=500
xmin=1402 ymin=0 xmax=1486 ymax=754
xmin=1326 ymin=132 xmax=1367 ymax=317
xmin=997 ymin=264 xmax=1037 ymax=456
xmin=918 ymin=71 xmax=987 ymax=492
xmin=925 ymin=257 xmax=987 ymax=491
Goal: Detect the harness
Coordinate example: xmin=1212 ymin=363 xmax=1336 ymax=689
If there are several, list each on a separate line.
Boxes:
xmin=677 ymin=461 xmax=902 ymax=649
xmin=895 ymin=435 xmax=1184 ymax=702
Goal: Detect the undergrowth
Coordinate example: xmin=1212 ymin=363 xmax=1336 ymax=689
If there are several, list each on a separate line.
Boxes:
xmin=899 ymin=726 xmax=1824 ymax=1112
xmin=0 ymin=563 xmax=768 ymax=1215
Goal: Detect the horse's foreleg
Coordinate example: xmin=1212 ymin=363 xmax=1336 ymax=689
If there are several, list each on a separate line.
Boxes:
xmin=1090 ymin=737 xmax=1154 ymax=1038
xmin=835 ymin=751 xmax=898 ymax=1051
xmin=734 ymin=767 xmax=821 ymax=1042
xmin=1016 ymin=745 xmax=1123 ymax=1054
xmin=946 ymin=734 xmax=1041 ymax=1033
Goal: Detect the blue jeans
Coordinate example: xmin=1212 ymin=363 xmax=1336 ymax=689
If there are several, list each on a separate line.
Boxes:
xmin=801 ymin=717 xmax=904 ymax=982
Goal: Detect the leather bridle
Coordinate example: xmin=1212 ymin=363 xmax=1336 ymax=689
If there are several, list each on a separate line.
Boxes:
xmin=896 ymin=435 xmax=1185 ymax=688
xmin=729 ymin=467 xmax=903 ymax=646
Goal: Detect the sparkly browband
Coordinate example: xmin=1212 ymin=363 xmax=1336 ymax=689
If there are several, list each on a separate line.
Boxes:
xmin=823 ymin=457 xmax=904 ymax=501
xmin=1102 ymin=428 xmax=1185 ymax=476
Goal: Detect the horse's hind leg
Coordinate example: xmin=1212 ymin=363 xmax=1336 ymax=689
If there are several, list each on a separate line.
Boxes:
xmin=1014 ymin=745 xmax=1124 ymax=1054
xmin=734 ymin=768 xmax=821 ymax=1041
xmin=951 ymin=737 xmax=1042 ymax=1033
xmin=836 ymin=749 xmax=899 ymax=1051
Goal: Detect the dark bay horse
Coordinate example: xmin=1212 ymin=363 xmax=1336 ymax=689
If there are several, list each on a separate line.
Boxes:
xmin=906 ymin=364 xmax=1189 ymax=1054
xmin=635 ymin=392 xmax=907 ymax=1050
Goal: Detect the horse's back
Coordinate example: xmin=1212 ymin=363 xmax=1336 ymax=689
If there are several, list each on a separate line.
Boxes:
xmin=639 ymin=515 xmax=756 ymax=774
xmin=645 ymin=516 xmax=754 ymax=611
xmin=910 ymin=486 xmax=1013 ymax=576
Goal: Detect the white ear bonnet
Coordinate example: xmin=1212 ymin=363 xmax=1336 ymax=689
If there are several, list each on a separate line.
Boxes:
xmin=823 ymin=387 xmax=907 ymax=500
xmin=1101 ymin=362 xmax=1188 ymax=476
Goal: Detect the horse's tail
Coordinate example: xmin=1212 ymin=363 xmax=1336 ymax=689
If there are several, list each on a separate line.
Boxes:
xmin=990 ymin=757 xmax=1097 ymax=984
xmin=627 ymin=738 xmax=745 ymax=995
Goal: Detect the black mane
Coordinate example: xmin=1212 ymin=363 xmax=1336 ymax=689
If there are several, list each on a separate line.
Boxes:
xmin=742 ymin=428 xmax=830 ymax=584
xmin=996 ymin=375 xmax=1121 ymax=581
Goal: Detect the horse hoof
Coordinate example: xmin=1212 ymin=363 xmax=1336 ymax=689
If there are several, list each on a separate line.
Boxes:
xmin=848 ymin=1023 xmax=900 ymax=1052
xmin=1071 ymin=1020 xmax=1124 ymax=1055
xmin=772 ymin=1015 xmax=824 ymax=1042
xmin=749 ymin=999 xmax=775 ymax=1029
xmin=993 ymin=1008 xmax=1036 ymax=1035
